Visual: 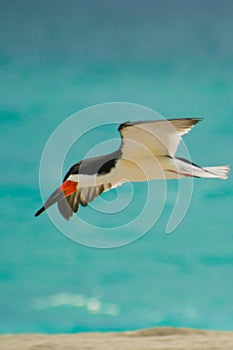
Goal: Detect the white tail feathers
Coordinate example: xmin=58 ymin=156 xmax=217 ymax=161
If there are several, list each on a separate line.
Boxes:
xmin=202 ymin=165 xmax=230 ymax=180
xmin=173 ymin=158 xmax=230 ymax=180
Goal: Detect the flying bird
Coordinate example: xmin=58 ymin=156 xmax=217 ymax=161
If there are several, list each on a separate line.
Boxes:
xmin=35 ymin=118 xmax=229 ymax=220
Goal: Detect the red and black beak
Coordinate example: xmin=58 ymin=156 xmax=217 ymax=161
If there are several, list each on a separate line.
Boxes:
xmin=35 ymin=180 xmax=77 ymax=217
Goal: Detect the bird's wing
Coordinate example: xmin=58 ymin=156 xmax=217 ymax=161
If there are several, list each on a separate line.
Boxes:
xmin=58 ymin=183 xmax=112 ymax=220
xmin=58 ymin=153 xmax=122 ymax=220
xmin=118 ymin=118 xmax=201 ymax=158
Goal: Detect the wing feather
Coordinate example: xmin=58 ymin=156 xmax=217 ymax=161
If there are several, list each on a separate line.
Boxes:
xmin=118 ymin=118 xmax=202 ymax=158
xmin=57 ymin=183 xmax=112 ymax=220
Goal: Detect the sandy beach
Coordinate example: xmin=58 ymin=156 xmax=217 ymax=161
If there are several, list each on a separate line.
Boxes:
xmin=0 ymin=327 xmax=233 ymax=350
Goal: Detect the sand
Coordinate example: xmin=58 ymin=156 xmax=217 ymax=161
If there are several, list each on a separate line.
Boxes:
xmin=0 ymin=327 xmax=233 ymax=350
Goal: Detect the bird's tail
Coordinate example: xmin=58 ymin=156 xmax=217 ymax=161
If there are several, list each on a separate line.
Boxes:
xmin=173 ymin=157 xmax=230 ymax=180
xmin=201 ymin=166 xmax=230 ymax=180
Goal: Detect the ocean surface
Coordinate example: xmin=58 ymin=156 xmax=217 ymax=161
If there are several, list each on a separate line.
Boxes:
xmin=0 ymin=0 xmax=233 ymax=333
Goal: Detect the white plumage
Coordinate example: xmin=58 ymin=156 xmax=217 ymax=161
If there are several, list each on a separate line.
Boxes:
xmin=35 ymin=118 xmax=230 ymax=220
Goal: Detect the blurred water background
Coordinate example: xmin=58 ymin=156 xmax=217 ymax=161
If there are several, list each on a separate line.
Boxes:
xmin=0 ymin=0 xmax=233 ymax=333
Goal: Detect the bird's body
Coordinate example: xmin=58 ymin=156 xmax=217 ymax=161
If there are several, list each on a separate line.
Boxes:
xmin=35 ymin=118 xmax=229 ymax=220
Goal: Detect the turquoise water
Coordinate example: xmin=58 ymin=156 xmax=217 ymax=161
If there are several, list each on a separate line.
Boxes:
xmin=1 ymin=0 xmax=233 ymax=333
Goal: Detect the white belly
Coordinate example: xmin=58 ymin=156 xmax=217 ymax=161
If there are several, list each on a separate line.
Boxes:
xmin=68 ymin=156 xmax=179 ymax=187
xmin=98 ymin=156 xmax=179 ymax=184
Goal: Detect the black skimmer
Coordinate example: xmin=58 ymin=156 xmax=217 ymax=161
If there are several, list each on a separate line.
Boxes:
xmin=35 ymin=118 xmax=229 ymax=220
